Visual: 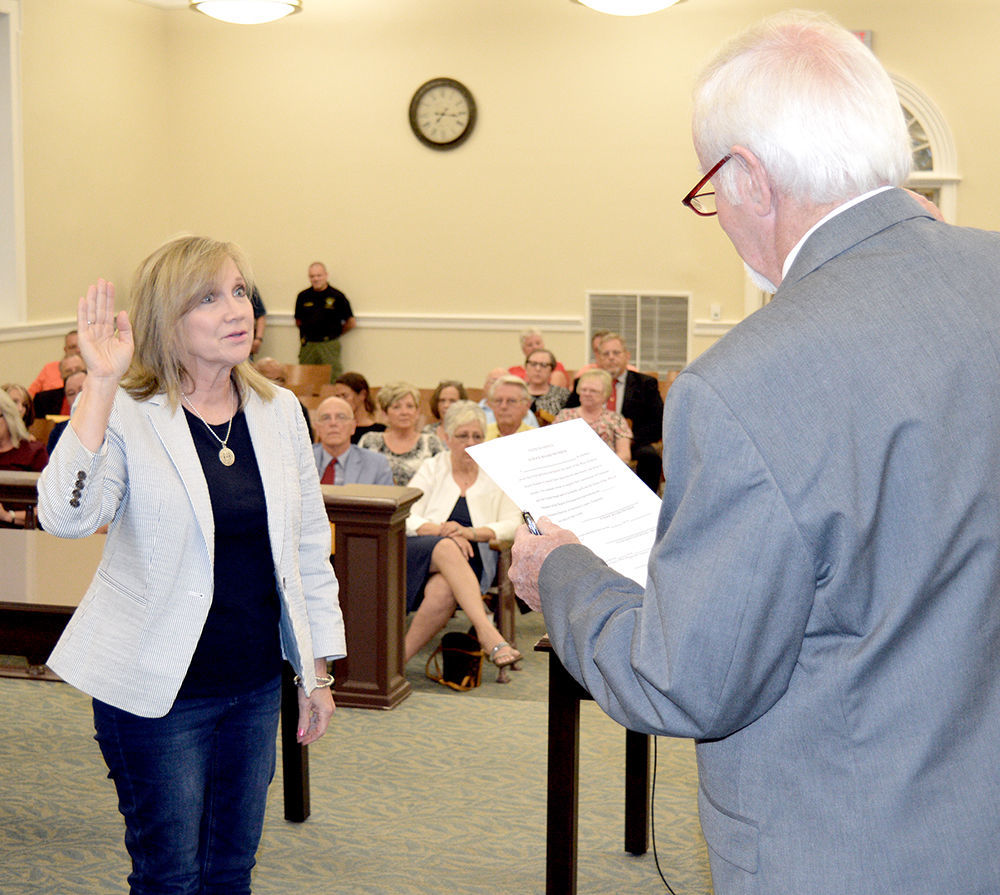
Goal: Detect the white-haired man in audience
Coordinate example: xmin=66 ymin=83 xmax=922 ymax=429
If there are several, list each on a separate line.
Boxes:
xmin=313 ymin=395 xmax=393 ymax=486
xmin=512 ymin=11 xmax=1000 ymax=894
xmin=485 ymin=375 xmax=533 ymax=439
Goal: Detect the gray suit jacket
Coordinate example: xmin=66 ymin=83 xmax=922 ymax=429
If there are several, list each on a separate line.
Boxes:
xmin=312 ymin=442 xmax=394 ymax=485
xmin=540 ymin=189 xmax=1000 ymax=894
xmin=38 ymin=386 xmax=346 ymax=717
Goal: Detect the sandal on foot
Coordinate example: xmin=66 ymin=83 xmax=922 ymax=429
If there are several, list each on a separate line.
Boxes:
xmin=489 ymin=642 xmax=522 ymax=669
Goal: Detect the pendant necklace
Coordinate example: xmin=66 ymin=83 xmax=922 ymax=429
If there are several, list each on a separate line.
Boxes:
xmin=183 ymin=391 xmax=236 ymax=466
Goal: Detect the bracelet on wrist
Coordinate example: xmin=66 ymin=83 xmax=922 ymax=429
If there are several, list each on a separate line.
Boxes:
xmin=293 ymin=673 xmax=335 ymax=690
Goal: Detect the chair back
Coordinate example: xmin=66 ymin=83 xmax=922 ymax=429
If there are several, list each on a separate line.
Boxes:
xmin=284 ymin=364 xmax=332 ymax=396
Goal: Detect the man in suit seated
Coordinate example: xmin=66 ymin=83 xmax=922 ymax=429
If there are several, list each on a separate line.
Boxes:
xmin=312 ymin=396 xmax=393 ymax=486
xmin=512 ymin=11 xmax=1000 ymax=895
xmin=566 ymin=332 xmax=663 ymax=492
xmin=33 ymin=358 xmax=86 ymax=417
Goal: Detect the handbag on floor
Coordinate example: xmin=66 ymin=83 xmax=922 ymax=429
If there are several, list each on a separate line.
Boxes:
xmin=425 ymin=631 xmax=484 ymax=691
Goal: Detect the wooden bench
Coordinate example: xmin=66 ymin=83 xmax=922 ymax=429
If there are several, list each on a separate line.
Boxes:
xmin=284 ymin=364 xmax=332 ymax=396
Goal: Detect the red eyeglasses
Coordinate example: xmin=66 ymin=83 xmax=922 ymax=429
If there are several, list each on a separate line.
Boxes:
xmin=681 ymin=155 xmax=732 ymax=216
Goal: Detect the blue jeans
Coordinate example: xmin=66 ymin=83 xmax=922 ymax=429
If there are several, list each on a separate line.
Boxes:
xmin=93 ymin=676 xmax=281 ymax=895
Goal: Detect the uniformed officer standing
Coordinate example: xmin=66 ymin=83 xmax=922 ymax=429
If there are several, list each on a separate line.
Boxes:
xmin=293 ymin=262 xmax=356 ymax=380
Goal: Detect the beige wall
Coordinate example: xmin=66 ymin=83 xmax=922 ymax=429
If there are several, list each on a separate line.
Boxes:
xmin=5 ymin=0 xmax=1000 ymax=388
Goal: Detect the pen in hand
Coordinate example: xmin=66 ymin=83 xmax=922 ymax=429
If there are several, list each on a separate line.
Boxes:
xmin=522 ymin=511 xmax=542 ymax=535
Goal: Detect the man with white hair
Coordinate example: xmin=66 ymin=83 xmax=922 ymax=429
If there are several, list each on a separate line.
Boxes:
xmin=312 ymin=396 xmax=393 ymax=486
xmin=511 ymin=11 xmax=1000 ymax=894
xmin=485 ymin=375 xmax=533 ymax=439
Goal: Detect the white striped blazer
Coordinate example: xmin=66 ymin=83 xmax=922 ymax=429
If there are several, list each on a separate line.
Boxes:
xmin=37 ymin=385 xmax=345 ymax=717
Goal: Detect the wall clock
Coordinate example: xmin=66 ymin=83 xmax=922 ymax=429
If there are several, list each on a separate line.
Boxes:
xmin=409 ymin=78 xmax=477 ymax=150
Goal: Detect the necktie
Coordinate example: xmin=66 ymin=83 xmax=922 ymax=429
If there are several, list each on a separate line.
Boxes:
xmin=606 ymin=378 xmax=618 ymax=412
xmin=321 ymin=459 xmax=337 ymax=485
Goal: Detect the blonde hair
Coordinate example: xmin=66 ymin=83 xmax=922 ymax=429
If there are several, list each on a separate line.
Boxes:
xmin=375 ymin=381 xmax=421 ymax=413
xmin=577 ymin=368 xmax=614 ymax=401
xmin=121 ymin=236 xmax=274 ymax=407
xmin=0 ymin=389 xmax=30 ymax=447
xmin=443 ymin=400 xmax=486 ymax=437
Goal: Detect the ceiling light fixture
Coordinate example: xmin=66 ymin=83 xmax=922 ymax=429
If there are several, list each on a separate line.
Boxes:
xmin=572 ymin=0 xmax=681 ymax=15
xmin=190 ymin=1 xmax=303 ymax=25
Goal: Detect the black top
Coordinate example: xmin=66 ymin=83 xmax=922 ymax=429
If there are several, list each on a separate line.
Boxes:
xmin=351 ymin=422 xmax=386 ymax=444
xmin=294 ymin=285 xmax=353 ymax=343
xmin=177 ymin=407 xmax=282 ymax=698
xmin=449 ymin=497 xmax=483 ymax=583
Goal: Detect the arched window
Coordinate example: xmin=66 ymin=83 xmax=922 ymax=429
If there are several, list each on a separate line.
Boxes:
xmin=893 ymin=73 xmax=959 ymax=222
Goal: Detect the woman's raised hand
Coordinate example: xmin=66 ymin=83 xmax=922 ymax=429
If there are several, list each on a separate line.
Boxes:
xmin=77 ymin=280 xmax=134 ymax=382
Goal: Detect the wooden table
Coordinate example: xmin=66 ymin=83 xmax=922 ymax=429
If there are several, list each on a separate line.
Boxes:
xmin=535 ymin=635 xmax=651 ymax=895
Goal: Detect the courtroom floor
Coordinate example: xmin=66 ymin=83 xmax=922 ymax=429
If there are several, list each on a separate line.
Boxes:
xmin=0 ymin=609 xmax=714 ymax=895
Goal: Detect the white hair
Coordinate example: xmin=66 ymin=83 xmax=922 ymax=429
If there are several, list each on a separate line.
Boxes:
xmin=692 ymin=10 xmax=911 ymax=205
xmin=443 ymin=400 xmax=487 ymax=437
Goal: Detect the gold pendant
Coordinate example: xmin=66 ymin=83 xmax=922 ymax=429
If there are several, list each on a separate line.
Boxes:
xmin=218 ymin=446 xmax=235 ymax=466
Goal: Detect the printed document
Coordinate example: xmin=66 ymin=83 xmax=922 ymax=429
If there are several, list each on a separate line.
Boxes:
xmin=467 ymin=418 xmax=660 ymax=586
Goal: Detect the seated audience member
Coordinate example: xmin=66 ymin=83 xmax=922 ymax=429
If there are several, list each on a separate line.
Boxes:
xmin=333 ymin=372 xmax=385 ymax=444
xmin=479 ymin=367 xmax=538 ymax=430
xmin=404 ymin=401 xmax=522 ymax=668
xmin=554 ymin=369 xmax=633 ymax=462
xmin=576 ymin=329 xmax=641 ymax=376
xmin=358 ymin=381 xmax=443 ymax=486
xmin=566 ymin=332 xmax=662 ymax=492
xmin=523 ymin=349 xmax=570 ymax=422
xmin=0 ymin=389 xmax=48 ymax=472
xmin=422 ymin=380 xmax=468 ymax=444
xmin=254 ymin=356 xmax=314 ymax=441
xmin=486 ymin=375 xmax=533 ymax=439
xmin=254 ymin=355 xmax=287 ymax=386
xmin=27 ymin=329 xmax=81 ymax=396
xmin=312 ymin=396 xmax=393 ymax=485
xmin=46 ymin=371 xmax=87 ymax=455
xmin=507 ymin=328 xmax=569 ymax=388
xmin=1 ymin=388 xmax=48 ymax=525
xmin=32 ymin=356 xmax=87 ymax=417
xmin=2 ymin=383 xmax=35 ymax=431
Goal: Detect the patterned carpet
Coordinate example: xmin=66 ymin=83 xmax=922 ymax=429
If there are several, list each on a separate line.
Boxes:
xmin=0 ymin=610 xmax=713 ymax=894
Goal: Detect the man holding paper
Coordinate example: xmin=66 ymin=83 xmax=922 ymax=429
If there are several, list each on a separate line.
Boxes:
xmin=510 ymin=12 xmax=1000 ymax=895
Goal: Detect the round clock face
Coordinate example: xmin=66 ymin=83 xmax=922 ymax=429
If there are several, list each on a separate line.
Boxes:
xmin=409 ymin=78 xmax=477 ymax=150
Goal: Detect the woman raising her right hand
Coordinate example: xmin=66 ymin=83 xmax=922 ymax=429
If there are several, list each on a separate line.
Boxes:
xmin=37 ymin=236 xmax=345 ymax=895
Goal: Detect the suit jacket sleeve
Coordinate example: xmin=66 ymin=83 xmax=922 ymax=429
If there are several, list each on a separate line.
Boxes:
xmin=539 ymin=371 xmax=815 ymax=739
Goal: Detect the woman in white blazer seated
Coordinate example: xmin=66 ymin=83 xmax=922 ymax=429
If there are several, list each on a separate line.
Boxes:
xmin=404 ymin=401 xmax=522 ymax=669
xmin=37 ymin=236 xmax=346 ymax=895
